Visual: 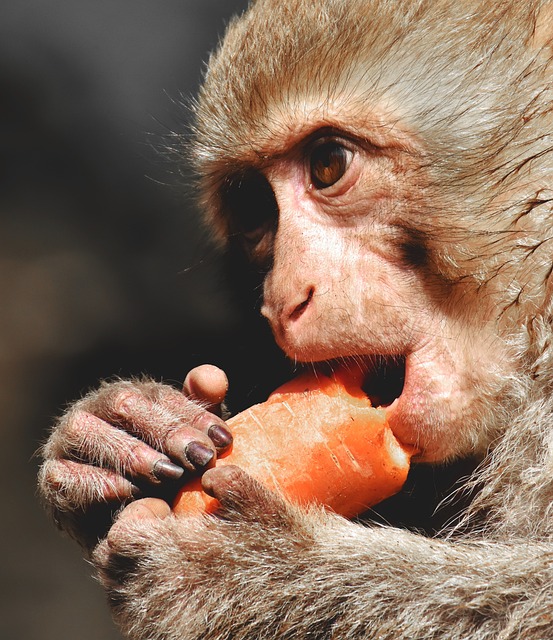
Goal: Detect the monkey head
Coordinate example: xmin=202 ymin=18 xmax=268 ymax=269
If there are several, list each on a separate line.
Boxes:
xmin=191 ymin=0 xmax=553 ymax=463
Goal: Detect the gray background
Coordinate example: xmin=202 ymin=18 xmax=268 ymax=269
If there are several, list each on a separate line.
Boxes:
xmin=0 ymin=3 xmax=273 ymax=639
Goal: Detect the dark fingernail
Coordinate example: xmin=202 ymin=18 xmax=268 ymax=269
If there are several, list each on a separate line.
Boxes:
xmin=208 ymin=424 xmax=233 ymax=450
xmin=153 ymin=459 xmax=185 ymax=481
xmin=185 ymin=442 xmax=215 ymax=468
xmin=130 ymin=484 xmax=143 ymax=498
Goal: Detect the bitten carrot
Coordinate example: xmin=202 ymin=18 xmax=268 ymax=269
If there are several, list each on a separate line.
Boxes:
xmin=173 ymin=368 xmax=415 ymax=519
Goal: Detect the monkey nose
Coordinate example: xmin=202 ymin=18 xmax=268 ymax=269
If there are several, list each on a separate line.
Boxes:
xmin=261 ymin=286 xmax=315 ymax=333
xmin=288 ymin=286 xmax=314 ymax=322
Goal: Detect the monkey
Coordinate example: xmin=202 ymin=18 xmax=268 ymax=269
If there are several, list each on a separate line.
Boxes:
xmin=38 ymin=0 xmax=553 ymax=638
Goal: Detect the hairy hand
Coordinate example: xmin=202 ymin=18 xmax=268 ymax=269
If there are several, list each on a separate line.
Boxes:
xmin=38 ymin=365 xmax=233 ymax=551
xmin=92 ymin=466 xmax=318 ymax=639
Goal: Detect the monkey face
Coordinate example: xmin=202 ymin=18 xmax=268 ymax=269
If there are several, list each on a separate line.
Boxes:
xmin=212 ymin=122 xmax=515 ymax=464
xmin=192 ymin=2 xmax=551 ymax=465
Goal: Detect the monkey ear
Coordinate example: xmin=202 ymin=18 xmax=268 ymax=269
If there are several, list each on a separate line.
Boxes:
xmin=532 ymin=2 xmax=553 ymax=50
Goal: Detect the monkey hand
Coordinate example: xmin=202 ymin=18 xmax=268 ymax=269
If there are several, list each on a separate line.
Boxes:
xmin=38 ymin=365 xmax=233 ymax=552
xmin=92 ymin=465 xmax=322 ymax=640
xmin=93 ymin=465 xmax=553 ymax=640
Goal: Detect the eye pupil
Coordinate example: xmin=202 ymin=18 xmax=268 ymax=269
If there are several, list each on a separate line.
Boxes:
xmin=310 ymin=141 xmax=350 ymax=189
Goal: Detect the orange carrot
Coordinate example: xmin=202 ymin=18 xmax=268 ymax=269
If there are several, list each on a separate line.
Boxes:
xmin=173 ymin=368 xmax=415 ymax=519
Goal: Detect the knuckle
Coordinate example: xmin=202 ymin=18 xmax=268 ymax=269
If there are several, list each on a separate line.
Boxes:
xmin=37 ymin=459 xmax=62 ymax=496
xmin=188 ymin=407 xmax=210 ymax=431
xmin=148 ymin=391 xmax=209 ymax=440
xmin=44 ymin=409 xmax=99 ymax=459
xmin=77 ymin=378 xmax=147 ymax=419
xmin=109 ymin=388 xmax=141 ymax=418
xmin=38 ymin=459 xmax=79 ymax=510
xmin=186 ymin=404 xmax=222 ymax=433
xmin=117 ymin=438 xmax=153 ymax=474
xmin=94 ymin=379 xmax=188 ymax=430
xmin=42 ymin=411 xmax=76 ymax=459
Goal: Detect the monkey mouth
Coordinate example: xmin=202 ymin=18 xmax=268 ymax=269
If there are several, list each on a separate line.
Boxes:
xmin=315 ymin=353 xmax=425 ymax=456
xmin=360 ymin=354 xmax=407 ymax=408
xmin=318 ymin=354 xmax=407 ymax=408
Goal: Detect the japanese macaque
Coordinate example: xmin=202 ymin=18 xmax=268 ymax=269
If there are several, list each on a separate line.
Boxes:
xmin=39 ymin=0 xmax=553 ymax=638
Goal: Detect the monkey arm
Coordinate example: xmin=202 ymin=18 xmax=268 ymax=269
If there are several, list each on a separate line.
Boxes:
xmin=93 ymin=466 xmax=553 ymax=640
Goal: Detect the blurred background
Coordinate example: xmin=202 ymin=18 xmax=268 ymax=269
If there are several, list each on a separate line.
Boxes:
xmin=0 ymin=2 xmax=291 ymax=638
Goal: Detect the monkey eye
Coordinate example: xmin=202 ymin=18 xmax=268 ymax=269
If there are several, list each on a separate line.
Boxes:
xmin=308 ymin=139 xmax=353 ymax=190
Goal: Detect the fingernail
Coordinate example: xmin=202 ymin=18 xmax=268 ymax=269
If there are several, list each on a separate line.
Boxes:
xmin=130 ymin=484 xmax=143 ymax=498
xmin=185 ymin=442 xmax=215 ymax=468
xmin=153 ymin=459 xmax=185 ymax=481
xmin=208 ymin=424 xmax=233 ymax=450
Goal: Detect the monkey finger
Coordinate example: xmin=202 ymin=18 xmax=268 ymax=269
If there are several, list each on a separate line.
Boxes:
xmin=46 ymin=411 xmax=186 ymax=485
xmin=86 ymin=379 xmax=233 ymax=465
xmin=115 ymin=497 xmax=171 ymax=524
xmin=39 ymin=458 xmax=139 ymax=512
xmin=105 ymin=387 xmax=233 ymax=472
xmin=201 ymin=465 xmax=293 ymax=526
xmin=163 ymin=425 xmax=221 ymax=473
xmin=183 ymin=364 xmax=229 ymax=414
xmin=93 ymin=499 xmax=172 ymax=593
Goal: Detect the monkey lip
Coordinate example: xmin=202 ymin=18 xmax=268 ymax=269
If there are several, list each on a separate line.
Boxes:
xmin=318 ymin=354 xmax=407 ymax=408
xmin=356 ymin=354 xmax=425 ymax=455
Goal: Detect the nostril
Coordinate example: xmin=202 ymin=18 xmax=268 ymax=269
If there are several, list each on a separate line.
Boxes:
xmin=288 ymin=287 xmax=315 ymax=321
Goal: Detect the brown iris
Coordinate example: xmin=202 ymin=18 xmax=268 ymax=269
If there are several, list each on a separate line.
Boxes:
xmin=309 ymin=140 xmax=352 ymax=189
